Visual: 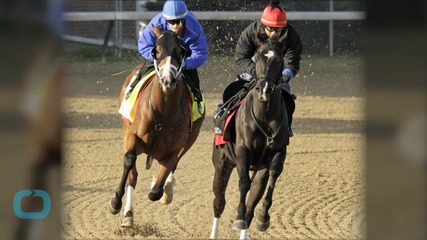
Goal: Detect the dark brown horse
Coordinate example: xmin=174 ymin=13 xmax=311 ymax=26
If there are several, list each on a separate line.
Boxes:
xmin=210 ymin=36 xmax=289 ymax=239
xmin=109 ymin=26 xmax=205 ymax=228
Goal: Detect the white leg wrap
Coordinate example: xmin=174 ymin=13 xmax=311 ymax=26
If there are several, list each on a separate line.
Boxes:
xmin=123 ymin=185 xmax=134 ymax=215
xmin=240 ymin=229 xmax=249 ymax=240
xmin=166 ymin=172 xmax=174 ymax=182
xmin=209 ymin=217 xmax=220 ymax=239
xmin=164 ymin=172 xmax=175 ymax=194
xmin=150 ymin=176 xmax=156 ymax=189
xmin=160 ymin=172 xmax=175 ymax=205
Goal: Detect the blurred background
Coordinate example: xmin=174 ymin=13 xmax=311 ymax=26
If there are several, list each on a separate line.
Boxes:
xmin=61 ymin=0 xmax=366 ymax=98
xmin=63 ymin=0 xmax=364 ymax=57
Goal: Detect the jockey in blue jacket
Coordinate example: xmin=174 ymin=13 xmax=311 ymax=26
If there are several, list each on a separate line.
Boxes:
xmin=127 ymin=0 xmax=208 ymax=112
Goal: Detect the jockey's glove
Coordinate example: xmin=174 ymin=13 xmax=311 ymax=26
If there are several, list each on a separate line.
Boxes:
xmin=282 ymin=68 xmax=294 ymax=83
xmin=281 ymin=75 xmax=291 ymax=83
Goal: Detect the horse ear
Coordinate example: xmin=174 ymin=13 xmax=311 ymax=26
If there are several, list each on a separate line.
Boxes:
xmin=152 ymin=24 xmax=162 ymax=38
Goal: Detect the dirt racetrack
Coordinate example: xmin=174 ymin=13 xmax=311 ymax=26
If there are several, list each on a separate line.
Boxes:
xmin=62 ymin=54 xmax=365 ymax=239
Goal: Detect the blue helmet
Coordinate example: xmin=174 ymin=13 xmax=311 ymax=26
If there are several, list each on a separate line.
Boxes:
xmin=162 ymin=0 xmax=188 ymax=20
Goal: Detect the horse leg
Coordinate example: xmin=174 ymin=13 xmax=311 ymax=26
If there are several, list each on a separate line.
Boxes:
xmin=109 ymin=149 xmax=137 ymax=214
xmin=256 ymin=151 xmax=286 ymax=231
xmin=245 ymin=167 xmax=269 ymax=228
xmin=210 ymin=146 xmax=234 ymax=239
xmin=232 ymin=146 xmax=251 ymax=233
xmin=149 ymin=160 xmax=175 ymax=201
xmin=159 ymin=170 xmax=176 ymax=205
xmin=121 ymin=166 xmax=138 ymax=228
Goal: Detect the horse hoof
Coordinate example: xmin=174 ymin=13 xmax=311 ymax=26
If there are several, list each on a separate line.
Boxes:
xmin=121 ymin=212 xmax=134 ymax=228
xmin=109 ymin=197 xmax=122 ymax=215
xmin=231 ymin=220 xmax=248 ymax=230
xmin=148 ymin=189 xmax=164 ymax=201
xmin=160 ymin=193 xmax=173 ymax=205
xmin=255 ymin=214 xmax=270 ymax=231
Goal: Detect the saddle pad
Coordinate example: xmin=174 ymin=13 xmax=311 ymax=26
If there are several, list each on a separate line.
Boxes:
xmin=118 ymin=70 xmax=155 ymax=122
xmin=119 ymin=70 xmax=204 ymax=123
xmin=214 ymin=103 xmax=241 ymax=146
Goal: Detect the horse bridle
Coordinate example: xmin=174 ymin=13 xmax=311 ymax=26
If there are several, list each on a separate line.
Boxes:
xmin=148 ymin=33 xmax=187 ymax=131
xmin=152 ymin=34 xmax=186 ymax=80
xmin=153 ymin=55 xmax=185 ymax=80
xmin=251 ymin=65 xmax=286 ymax=163
xmin=256 ymin=74 xmax=279 ymax=93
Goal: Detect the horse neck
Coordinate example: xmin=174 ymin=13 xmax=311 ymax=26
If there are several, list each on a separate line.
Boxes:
xmin=149 ymin=76 xmax=184 ymax=116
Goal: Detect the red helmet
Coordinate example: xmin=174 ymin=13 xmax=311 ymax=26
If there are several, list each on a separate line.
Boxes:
xmin=260 ymin=5 xmax=287 ymax=28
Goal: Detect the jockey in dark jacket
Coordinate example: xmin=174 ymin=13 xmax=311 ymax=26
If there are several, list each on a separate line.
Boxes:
xmin=234 ymin=0 xmax=303 ymax=136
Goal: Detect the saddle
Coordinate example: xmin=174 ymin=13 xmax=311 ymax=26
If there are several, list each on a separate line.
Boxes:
xmin=119 ymin=69 xmax=205 ymax=123
xmin=213 ymin=80 xmax=254 ymax=135
xmin=213 ymin=79 xmax=296 ymax=144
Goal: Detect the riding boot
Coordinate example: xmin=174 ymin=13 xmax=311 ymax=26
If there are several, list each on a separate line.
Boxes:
xmin=280 ymin=83 xmax=296 ymax=138
xmin=193 ymin=88 xmax=203 ymax=114
xmin=182 ymin=69 xmax=203 ymax=113
xmin=289 ymin=94 xmax=296 ymax=137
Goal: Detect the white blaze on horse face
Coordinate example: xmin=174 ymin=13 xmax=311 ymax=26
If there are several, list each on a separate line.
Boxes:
xmin=160 ymin=56 xmax=173 ymax=80
xmin=263 ymin=82 xmax=269 ymax=94
xmin=264 ymin=50 xmax=275 ymax=60
xmin=260 ymin=81 xmax=269 ymax=101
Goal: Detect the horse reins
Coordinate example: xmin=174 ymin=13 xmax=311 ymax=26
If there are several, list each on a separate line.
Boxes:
xmin=250 ymin=92 xmax=285 ymax=163
xmin=149 ymin=38 xmax=187 ymax=132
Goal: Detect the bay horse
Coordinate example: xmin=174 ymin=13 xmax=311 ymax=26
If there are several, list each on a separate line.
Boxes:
xmin=109 ymin=26 xmax=205 ymax=228
xmin=210 ymin=36 xmax=289 ymax=239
